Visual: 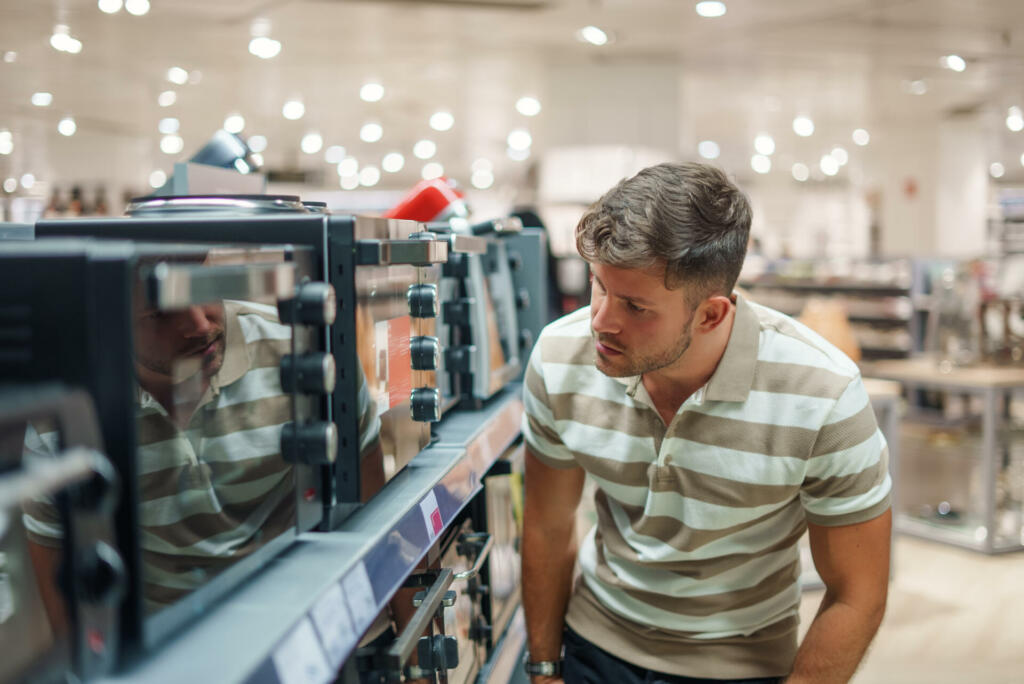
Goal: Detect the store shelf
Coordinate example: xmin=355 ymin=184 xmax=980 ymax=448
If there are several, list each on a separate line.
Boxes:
xmin=97 ymin=386 xmax=524 ymax=684
xmin=739 ymin=280 xmax=911 ymax=298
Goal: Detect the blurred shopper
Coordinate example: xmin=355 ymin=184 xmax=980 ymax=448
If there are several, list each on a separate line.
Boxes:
xmin=521 ymin=162 xmax=891 ymax=684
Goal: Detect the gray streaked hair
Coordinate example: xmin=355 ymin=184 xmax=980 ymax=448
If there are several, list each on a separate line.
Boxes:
xmin=575 ymin=162 xmax=752 ymax=302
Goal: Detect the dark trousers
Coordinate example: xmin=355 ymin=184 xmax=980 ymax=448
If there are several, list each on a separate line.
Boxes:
xmin=562 ymin=627 xmax=783 ymax=684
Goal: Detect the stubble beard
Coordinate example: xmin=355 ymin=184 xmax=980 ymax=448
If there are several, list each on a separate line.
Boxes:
xmin=593 ymin=327 xmax=693 ymax=378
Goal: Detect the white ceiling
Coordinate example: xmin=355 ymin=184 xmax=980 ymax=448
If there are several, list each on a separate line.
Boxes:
xmin=1 ymin=0 xmax=1024 ymax=199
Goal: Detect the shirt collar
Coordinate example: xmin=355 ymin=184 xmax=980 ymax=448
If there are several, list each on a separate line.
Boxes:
xmin=209 ymin=301 xmax=249 ymax=393
xmin=704 ymin=293 xmax=760 ymax=403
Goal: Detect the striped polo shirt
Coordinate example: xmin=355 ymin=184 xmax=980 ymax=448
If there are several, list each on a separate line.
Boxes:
xmin=522 ymin=294 xmax=891 ymax=679
xmin=24 ymin=300 xmax=296 ymax=612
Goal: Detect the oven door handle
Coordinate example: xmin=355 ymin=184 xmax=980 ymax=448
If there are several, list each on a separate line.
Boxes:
xmin=454 ymin=531 xmax=493 ymax=582
xmin=356 ymin=238 xmax=449 ymax=266
xmin=448 ymin=233 xmax=488 ymax=255
xmin=147 ymin=261 xmax=296 ymax=309
xmin=384 ymin=567 xmax=455 ymax=672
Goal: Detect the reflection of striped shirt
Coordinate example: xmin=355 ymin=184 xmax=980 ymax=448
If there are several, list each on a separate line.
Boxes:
xmin=24 ymin=301 xmax=295 ymax=611
xmin=522 ymin=294 xmax=891 ymax=679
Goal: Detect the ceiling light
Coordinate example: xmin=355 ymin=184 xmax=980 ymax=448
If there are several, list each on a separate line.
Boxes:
xmin=247 ymin=135 xmax=267 ymax=153
xmin=695 ymin=1 xmax=727 ymax=18
xmin=337 ymin=156 xmax=359 ymax=177
xmin=98 ymin=0 xmax=122 ymax=13
xmin=324 ymin=145 xmax=346 ymax=164
xmin=301 ymin=132 xmax=323 ymax=154
xmin=422 ymin=162 xmax=444 ymax=180
xmin=3 ymin=52 xmax=16 ymax=64
xmin=360 ymin=83 xmax=384 ymax=102
xmin=57 ymin=117 xmax=77 ymax=136
xmin=751 ymin=154 xmax=771 ymax=174
xmin=576 ymin=25 xmax=609 ymax=46
xmin=507 ymin=129 xmax=532 ymax=151
xmin=507 ymin=147 xmax=531 ymax=161
xmin=516 ymin=97 xmax=542 ymax=117
xmin=158 ymin=117 xmax=179 ymax=134
xmin=50 ymin=25 xmax=83 ymax=54
xmin=852 ymin=128 xmax=870 ymax=146
xmin=20 ymin=173 xmax=35 ymax=190
xmin=697 ymin=140 xmax=720 ymax=159
xmin=31 ymin=92 xmax=53 ymax=107
xmin=359 ymin=166 xmax=381 ymax=187
xmin=223 ymin=114 xmax=245 ymax=134
xmin=820 ymin=154 xmax=839 ymax=176
xmin=382 ymin=152 xmax=405 ymax=173
xmin=990 ymin=162 xmax=1005 ymax=179
xmin=0 ymin=131 xmax=12 ymax=156
xmin=1020 ymin=153 xmax=1024 ymax=168
xmin=340 ymin=174 xmax=359 ymax=190
xmin=831 ymin=146 xmax=849 ymax=165
xmin=282 ymin=99 xmax=305 ymax=120
xmin=792 ymin=116 xmax=814 ymax=137
xmin=360 ymin=122 xmax=383 ymax=143
xmin=125 ymin=0 xmax=149 ymax=16
xmin=3 ymin=178 xmax=16 ymax=192
xmin=940 ymin=55 xmax=966 ymax=72
xmin=234 ymin=159 xmax=251 ymax=174
xmin=157 ymin=90 xmax=176 ymax=107
xmin=1007 ymin=107 xmax=1024 ymax=132
xmin=160 ymin=134 xmax=184 ymax=155
xmin=248 ymin=37 xmax=281 ymax=59
xmin=471 ymin=169 xmax=495 ymax=190
xmin=250 ymin=153 xmax=264 ymax=168
xmin=754 ymin=134 xmax=775 ymax=156
xmin=187 ymin=70 xmax=202 ymax=84
xmin=430 ymin=111 xmax=455 ymax=132
xmin=149 ymin=169 xmax=167 ymax=188
xmin=167 ymin=67 xmax=188 ymax=85
xmin=413 ymin=139 xmax=436 ymax=160
xmin=904 ymin=79 xmax=927 ymax=95
xmin=471 ymin=158 xmax=493 ymax=173
xmin=791 ymin=163 xmax=810 ymax=182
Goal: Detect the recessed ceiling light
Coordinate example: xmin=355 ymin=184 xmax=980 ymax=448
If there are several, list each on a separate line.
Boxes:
xmin=471 ymin=169 xmax=495 ymax=190
xmin=940 ymin=54 xmax=966 ymax=72
xmin=382 ymin=152 xmax=405 ymax=173
xmin=57 ymin=117 xmax=77 ymax=136
xmin=149 ymin=169 xmax=167 ymax=188
xmin=223 ymin=114 xmax=245 ymax=134
xmin=249 ymin=37 xmax=281 ymax=59
xmin=158 ymin=117 xmax=179 ymax=134
xmin=990 ymin=162 xmax=1005 ymax=178
xmin=754 ymin=134 xmax=775 ymax=156
xmin=430 ymin=111 xmax=454 ymax=132
xmin=576 ymin=25 xmax=609 ymax=46
xmin=247 ymin=135 xmax=268 ymax=153
xmin=340 ymin=174 xmax=359 ymax=190
xmin=3 ymin=178 xmax=16 ymax=192
xmin=125 ymin=0 xmax=150 ymax=16
xmin=360 ymin=83 xmax=384 ymax=102
xmin=750 ymin=154 xmax=771 ymax=174
xmin=157 ymin=90 xmax=176 ymax=107
xmin=98 ymin=0 xmax=122 ymax=14
xmin=831 ymin=146 xmax=849 ymax=166
xmin=697 ymin=140 xmax=720 ymax=159
xmin=792 ymin=163 xmax=810 ymax=182
xmin=1006 ymin=107 xmax=1024 ymax=132
xmin=301 ymin=132 xmax=323 ymax=154
xmin=50 ymin=25 xmax=83 ymax=54
xmin=421 ymin=162 xmax=444 ymax=180
xmin=852 ymin=128 xmax=870 ymax=146
xmin=792 ymin=116 xmax=814 ymax=137
xmin=820 ymin=154 xmax=839 ymax=176
xmin=282 ymin=99 xmax=305 ymax=120
xmin=507 ymin=129 xmax=532 ymax=151
xmin=3 ymin=51 xmax=17 ymax=63
xmin=167 ymin=67 xmax=188 ymax=85
xmin=324 ymin=145 xmax=346 ymax=164
xmin=360 ymin=122 xmax=383 ymax=143
xmin=516 ymin=97 xmax=542 ymax=117
xmin=20 ymin=173 xmax=36 ymax=189
xmin=413 ymin=139 xmax=436 ymax=160
xmin=31 ymin=92 xmax=53 ymax=107
xmin=160 ymin=134 xmax=184 ymax=155
xmin=0 ymin=132 xmax=13 ymax=156
xmin=359 ymin=166 xmax=381 ymax=187
xmin=695 ymin=1 xmax=727 ymax=18
xmin=338 ymin=156 xmax=359 ymax=177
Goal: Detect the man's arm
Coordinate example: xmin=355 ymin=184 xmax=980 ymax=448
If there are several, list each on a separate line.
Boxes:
xmin=522 ymin=446 xmax=585 ymax=684
xmin=786 ymin=509 xmax=891 ymax=683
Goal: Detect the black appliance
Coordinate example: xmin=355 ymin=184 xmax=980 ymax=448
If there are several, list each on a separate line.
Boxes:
xmin=0 ymin=238 xmax=330 ymax=664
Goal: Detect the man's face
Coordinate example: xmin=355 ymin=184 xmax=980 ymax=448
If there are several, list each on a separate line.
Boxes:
xmin=134 ymin=303 xmax=226 ymax=382
xmin=589 ymin=262 xmax=697 ymax=378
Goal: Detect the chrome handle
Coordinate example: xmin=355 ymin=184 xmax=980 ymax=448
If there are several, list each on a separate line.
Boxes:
xmin=454 ymin=531 xmax=493 ymax=582
xmin=147 ymin=262 xmax=296 ymax=309
xmin=385 ymin=568 xmax=455 ymax=672
xmin=448 ymin=233 xmax=488 ymax=255
xmin=356 ymin=238 xmax=449 ymax=266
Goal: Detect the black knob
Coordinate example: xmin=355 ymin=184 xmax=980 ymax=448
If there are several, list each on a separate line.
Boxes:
xmin=280 ymin=421 xmax=338 ymax=465
xmin=77 ymin=541 xmax=125 ymax=604
xmin=444 ymin=346 xmax=474 ymax=373
xmin=279 ymin=282 xmax=337 ymax=326
xmin=470 ymin=618 xmax=493 ymax=643
xmin=70 ymin=452 xmax=118 ymax=515
xmin=410 ymin=388 xmax=441 ymax=422
xmin=516 ymin=288 xmax=530 ymax=310
xmin=281 ymin=353 xmax=337 ymax=394
xmin=407 ymin=284 xmax=439 ymax=318
xmin=519 ymin=328 xmax=534 ymax=351
xmin=442 ymin=299 xmax=473 ymax=327
xmin=508 ymin=252 xmax=524 ymax=271
xmin=442 ymin=252 xmax=469 ymax=279
xmin=417 ymin=634 xmax=460 ymax=671
xmin=410 ymin=336 xmax=441 ymax=371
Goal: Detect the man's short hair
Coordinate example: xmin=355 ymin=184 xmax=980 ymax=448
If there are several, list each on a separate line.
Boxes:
xmin=575 ymin=162 xmax=752 ymax=302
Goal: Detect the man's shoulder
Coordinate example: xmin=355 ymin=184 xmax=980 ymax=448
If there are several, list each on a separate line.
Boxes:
xmin=745 ymin=299 xmax=861 ymax=380
xmin=534 ymin=307 xmax=597 ymax=366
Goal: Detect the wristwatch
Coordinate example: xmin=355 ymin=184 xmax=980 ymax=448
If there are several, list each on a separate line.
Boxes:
xmin=523 ymin=656 xmax=563 ymax=677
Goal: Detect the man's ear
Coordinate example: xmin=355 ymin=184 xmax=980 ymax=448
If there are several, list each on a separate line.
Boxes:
xmin=694 ymin=295 xmax=732 ymax=333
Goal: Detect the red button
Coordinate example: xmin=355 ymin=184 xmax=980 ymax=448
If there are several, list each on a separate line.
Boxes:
xmin=87 ymin=628 xmax=105 ymax=654
xmin=303 ymin=488 xmax=316 ymax=502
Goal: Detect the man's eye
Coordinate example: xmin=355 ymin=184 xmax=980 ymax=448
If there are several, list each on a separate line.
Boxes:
xmin=627 ymin=302 xmax=646 ymax=314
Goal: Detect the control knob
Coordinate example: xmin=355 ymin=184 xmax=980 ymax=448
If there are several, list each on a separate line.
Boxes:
xmin=407 ymin=284 xmax=439 ymax=318
xmin=279 ymin=282 xmax=337 ymax=326
xmin=76 ymin=541 xmax=126 ymax=604
xmin=410 ymin=388 xmax=441 ymax=423
xmin=410 ymin=337 xmax=441 ymax=371
xmin=281 ymin=353 xmax=337 ymax=394
xmin=280 ymin=421 xmax=338 ymax=465
xmin=70 ymin=452 xmax=119 ymax=515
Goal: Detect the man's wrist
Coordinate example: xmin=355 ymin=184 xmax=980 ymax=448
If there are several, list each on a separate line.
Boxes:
xmin=523 ymin=653 xmax=563 ymax=677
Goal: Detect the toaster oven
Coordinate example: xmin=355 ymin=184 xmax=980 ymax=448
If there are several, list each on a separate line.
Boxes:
xmin=0 ymin=384 xmax=122 ymax=682
xmin=0 ymin=238 xmax=329 ymax=663
xmin=36 ymin=199 xmax=452 ymax=528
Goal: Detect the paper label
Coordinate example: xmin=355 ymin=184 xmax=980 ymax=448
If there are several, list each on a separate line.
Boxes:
xmin=310 ymin=582 xmax=357 ymax=668
xmin=271 ymin=618 xmax=332 ymax=684
xmin=419 ymin=489 xmax=443 ymax=541
xmin=340 ymin=561 xmax=378 ymax=631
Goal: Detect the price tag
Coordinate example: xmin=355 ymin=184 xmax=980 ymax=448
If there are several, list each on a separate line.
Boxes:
xmin=340 ymin=561 xmax=377 ymax=631
xmin=419 ymin=489 xmax=443 ymax=541
xmin=271 ymin=617 xmax=332 ymax=684
xmin=310 ymin=582 xmax=357 ymax=668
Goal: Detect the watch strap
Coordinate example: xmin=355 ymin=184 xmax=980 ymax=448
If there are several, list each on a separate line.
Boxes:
xmin=523 ymin=658 xmax=563 ymax=677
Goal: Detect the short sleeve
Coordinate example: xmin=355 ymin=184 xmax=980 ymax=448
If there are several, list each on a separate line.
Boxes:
xmin=521 ymin=336 xmax=578 ymax=469
xmin=801 ymin=375 xmax=892 ymax=526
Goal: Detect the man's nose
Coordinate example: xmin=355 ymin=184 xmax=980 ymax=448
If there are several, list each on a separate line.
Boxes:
xmin=591 ymin=298 xmax=620 ymax=335
xmin=179 ymin=306 xmax=214 ymax=337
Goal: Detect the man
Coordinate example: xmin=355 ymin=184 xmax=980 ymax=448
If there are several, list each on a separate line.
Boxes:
xmin=521 ymin=162 xmax=891 ymax=684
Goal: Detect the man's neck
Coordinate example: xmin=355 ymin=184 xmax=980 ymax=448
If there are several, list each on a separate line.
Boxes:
xmin=137 ymin=367 xmax=210 ymax=429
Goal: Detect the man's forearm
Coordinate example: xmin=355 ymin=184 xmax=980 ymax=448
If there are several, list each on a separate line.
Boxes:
xmin=521 ymin=521 xmax=577 ymax=663
xmin=785 ymin=591 xmax=885 ymax=683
